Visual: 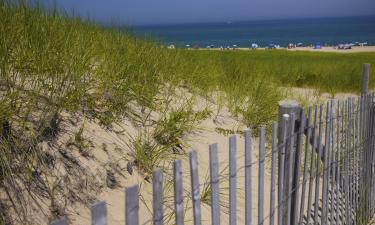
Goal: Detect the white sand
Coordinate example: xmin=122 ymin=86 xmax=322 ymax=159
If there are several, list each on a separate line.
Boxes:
xmin=288 ymin=46 xmax=375 ymax=53
xmin=202 ymin=46 xmax=375 ymax=53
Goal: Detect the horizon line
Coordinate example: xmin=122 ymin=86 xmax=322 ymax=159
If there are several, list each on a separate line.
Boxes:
xmin=107 ymin=14 xmax=375 ymax=28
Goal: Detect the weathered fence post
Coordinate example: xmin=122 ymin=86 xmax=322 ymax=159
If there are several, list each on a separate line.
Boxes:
xmin=277 ymin=100 xmax=301 ymax=225
xmin=362 ymin=63 xmax=370 ymax=95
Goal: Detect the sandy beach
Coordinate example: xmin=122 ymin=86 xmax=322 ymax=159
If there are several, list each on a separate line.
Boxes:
xmin=288 ymin=46 xmax=375 ymax=53
xmin=202 ymin=46 xmax=375 ymax=53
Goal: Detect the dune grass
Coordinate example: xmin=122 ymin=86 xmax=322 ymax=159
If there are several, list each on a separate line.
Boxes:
xmin=175 ymin=49 xmax=375 ymax=95
xmin=0 ymin=0 xmax=375 ymax=223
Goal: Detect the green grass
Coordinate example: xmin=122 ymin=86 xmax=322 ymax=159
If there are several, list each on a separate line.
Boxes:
xmin=175 ymin=49 xmax=375 ymax=94
xmin=129 ymin=131 xmax=176 ymax=177
xmin=1 ymin=0 xmax=375 ymax=223
xmin=153 ymin=99 xmax=211 ymax=152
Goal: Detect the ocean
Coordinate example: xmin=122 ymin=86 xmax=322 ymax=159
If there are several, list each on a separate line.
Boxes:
xmin=130 ymin=17 xmax=375 ymax=48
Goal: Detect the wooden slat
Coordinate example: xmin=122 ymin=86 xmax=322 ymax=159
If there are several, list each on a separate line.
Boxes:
xmin=329 ymin=101 xmax=336 ymax=225
xmin=364 ymin=95 xmax=371 ymax=219
xmin=174 ymin=160 xmax=184 ymax=225
xmin=209 ymin=143 xmax=220 ymax=225
xmin=189 ymin=150 xmax=202 ymax=225
xmin=91 ymin=201 xmax=107 ymax=225
xmin=366 ymin=94 xmax=370 ymax=219
xmin=370 ymin=94 xmax=375 ymax=217
xmin=358 ymin=96 xmax=363 ymax=218
xmin=370 ymin=94 xmax=375 ymax=215
xmin=153 ymin=168 xmax=164 ymax=225
xmin=292 ymin=108 xmax=305 ymax=225
xmin=244 ymin=129 xmax=253 ymax=225
xmin=350 ymin=98 xmax=356 ymax=216
xmin=348 ymin=98 xmax=353 ymax=224
xmin=364 ymin=94 xmax=369 ymax=220
xmin=367 ymin=94 xmax=372 ymax=218
xmin=335 ymin=100 xmax=342 ymax=225
xmin=278 ymin=115 xmax=289 ymax=225
xmin=126 ymin=184 xmax=139 ymax=225
xmin=286 ymin=113 xmax=296 ymax=225
xmin=258 ymin=127 xmax=265 ymax=225
xmin=269 ymin=123 xmax=277 ymax=225
xmin=352 ymin=97 xmax=358 ymax=220
xmin=355 ymin=97 xmax=360 ymax=212
xmin=306 ymin=106 xmax=318 ymax=225
xmin=352 ymin=98 xmax=358 ymax=213
xmin=229 ymin=135 xmax=237 ymax=225
xmin=363 ymin=95 xmax=369 ymax=219
xmin=50 ymin=218 xmax=67 ymax=225
xmin=313 ymin=104 xmax=324 ymax=224
xmin=343 ymin=101 xmax=350 ymax=224
xmin=321 ymin=101 xmax=331 ymax=225
xmin=328 ymin=100 xmax=336 ymax=225
xmin=299 ymin=107 xmax=312 ymax=224
xmin=371 ymin=112 xmax=374 ymax=215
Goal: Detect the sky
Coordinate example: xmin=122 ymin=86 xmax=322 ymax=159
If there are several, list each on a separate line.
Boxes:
xmin=46 ymin=0 xmax=375 ymax=26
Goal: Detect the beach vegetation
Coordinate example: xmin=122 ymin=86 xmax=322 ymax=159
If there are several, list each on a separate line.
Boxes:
xmin=0 ymin=0 xmax=375 ymax=223
xmin=153 ymin=103 xmax=211 ymax=153
xmin=129 ymin=131 xmax=176 ymax=178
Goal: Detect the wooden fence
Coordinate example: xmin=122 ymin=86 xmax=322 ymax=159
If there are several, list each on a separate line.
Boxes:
xmin=50 ymin=64 xmax=375 ymax=225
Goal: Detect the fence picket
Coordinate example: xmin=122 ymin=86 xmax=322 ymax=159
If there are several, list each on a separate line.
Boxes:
xmin=278 ymin=115 xmax=289 ymax=225
xmin=189 ymin=151 xmax=202 ymax=225
xmin=329 ymin=100 xmax=336 ymax=225
xmin=286 ymin=113 xmax=296 ymax=225
xmin=126 ymin=184 xmax=139 ymax=225
xmin=153 ymin=169 xmax=163 ymax=225
xmin=355 ymin=97 xmax=360 ymax=212
xmin=344 ymin=100 xmax=350 ymax=224
xmin=372 ymin=106 xmax=374 ymax=215
xmin=269 ymin=123 xmax=277 ymax=225
xmin=245 ymin=129 xmax=253 ymax=225
xmin=313 ymin=104 xmax=324 ymax=224
xmin=299 ymin=107 xmax=312 ymax=225
xmin=292 ymin=108 xmax=305 ymax=225
xmin=91 ymin=201 xmax=107 ymax=225
xmin=258 ymin=127 xmax=265 ymax=225
xmin=347 ymin=97 xmax=354 ymax=223
xmin=335 ymin=101 xmax=342 ymax=225
xmin=174 ymin=160 xmax=184 ymax=225
xmin=306 ymin=106 xmax=318 ymax=225
xmin=322 ymin=101 xmax=331 ymax=225
xmin=229 ymin=135 xmax=237 ymax=225
xmin=209 ymin=143 xmax=220 ymax=225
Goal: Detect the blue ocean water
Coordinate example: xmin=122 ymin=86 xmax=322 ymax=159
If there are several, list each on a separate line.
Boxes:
xmin=131 ymin=17 xmax=375 ymax=48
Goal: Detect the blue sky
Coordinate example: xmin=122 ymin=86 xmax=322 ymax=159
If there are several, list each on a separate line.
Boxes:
xmin=46 ymin=0 xmax=375 ymax=25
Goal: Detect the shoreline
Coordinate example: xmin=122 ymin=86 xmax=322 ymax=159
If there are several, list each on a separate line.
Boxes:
xmin=195 ymin=46 xmax=375 ymax=53
xmin=287 ymin=46 xmax=375 ymax=53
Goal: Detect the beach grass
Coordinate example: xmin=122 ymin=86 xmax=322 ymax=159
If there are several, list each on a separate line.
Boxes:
xmin=175 ymin=49 xmax=375 ymax=95
xmin=1 ymin=0 xmax=375 ymax=223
